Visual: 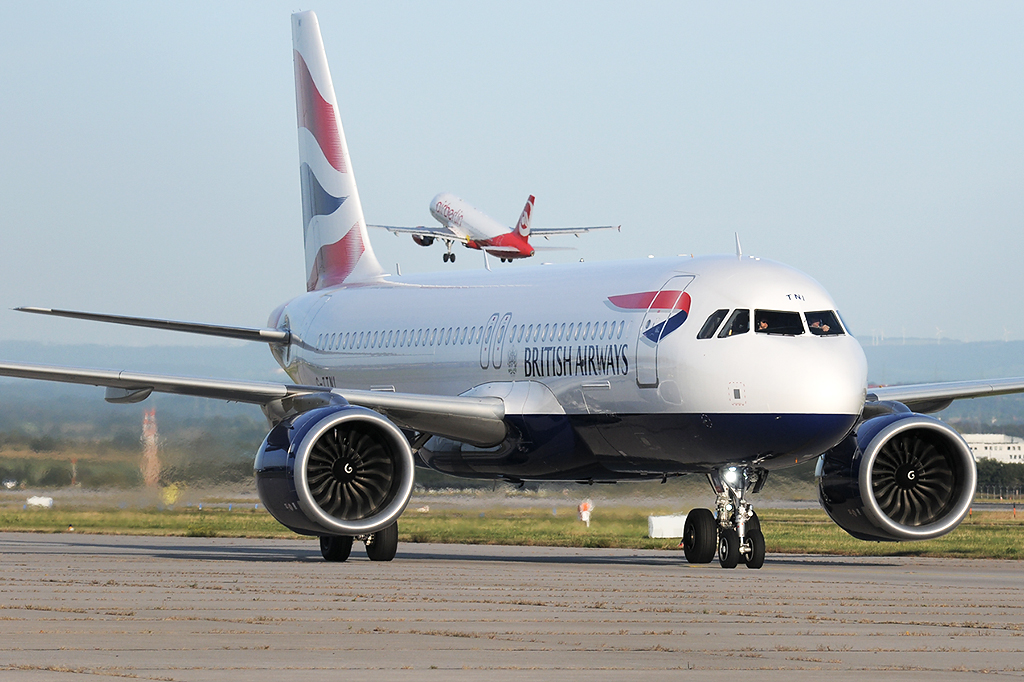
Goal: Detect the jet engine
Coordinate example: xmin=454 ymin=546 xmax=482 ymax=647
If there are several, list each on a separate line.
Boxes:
xmin=817 ymin=412 xmax=976 ymax=542
xmin=412 ymin=235 xmax=435 ymax=247
xmin=254 ymin=405 xmax=414 ymax=536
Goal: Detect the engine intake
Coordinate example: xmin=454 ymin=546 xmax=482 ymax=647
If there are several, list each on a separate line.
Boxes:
xmin=255 ymin=405 xmax=414 ymax=536
xmin=817 ymin=413 xmax=976 ymax=542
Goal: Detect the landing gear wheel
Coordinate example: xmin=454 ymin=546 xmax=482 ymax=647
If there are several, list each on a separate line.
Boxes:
xmin=681 ymin=508 xmax=717 ymax=564
xmin=319 ymin=535 xmax=353 ymax=562
xmin=718 ymin=528 xmax=740 ymax=569
xmin=365 ymin=521 xmax=398 ymax=562
xmin=746 ymin=511 xmax=760 ymax=532
xmin=443 ymin=252 xmax=450 ymax=262
xmin=744 ymin=529 xmax=765 ymax=569
xmin=449 ymin=253 xmax=456 ymax=263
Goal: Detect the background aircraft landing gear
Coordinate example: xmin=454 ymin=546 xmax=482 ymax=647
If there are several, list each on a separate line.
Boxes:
xmin=442 ymin=241 xmax=456 ymax=263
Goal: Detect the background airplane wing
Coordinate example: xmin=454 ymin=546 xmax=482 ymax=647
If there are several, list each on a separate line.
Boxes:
xmin=530 ymin=225 xmax=621 ymax=237
xmin=368 ymin=224 xmax=458 ymax=239
xmin=0 ymin=361 xmax=506 ymax=447
xmin=868 ymin=377 xmax=1024 ymax=413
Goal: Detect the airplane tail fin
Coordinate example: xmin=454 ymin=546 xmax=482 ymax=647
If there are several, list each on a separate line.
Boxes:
xmin=515 ymin=195 xmax=535 ymax=238
xmin=292 ymin=11 xmax=384 ymax=291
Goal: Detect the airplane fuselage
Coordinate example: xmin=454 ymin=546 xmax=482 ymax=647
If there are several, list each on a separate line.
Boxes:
xmin=429 ymin=192 xmax=535 ymax=259
xmin=272 ymin=254 xmax=867 ymax=481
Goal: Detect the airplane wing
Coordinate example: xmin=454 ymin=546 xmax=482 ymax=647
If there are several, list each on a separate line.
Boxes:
xmin=0 ymin=361 xmax=506 ymax=447
xmin=15 ymin=307 xmax=289 ymax=344
xmin=368 ymin=224 xmax=459 ymax=239
xmin=868 ymin=377 xmax=1024 ymax=413
xmin=530 ymin=225 xmax=621 ymax=237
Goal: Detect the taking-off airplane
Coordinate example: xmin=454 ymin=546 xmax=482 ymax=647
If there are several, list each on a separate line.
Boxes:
xmin=370 ymin=193 xmax=619 ymax=263
xmin=3 ymin=10 xmax=1023 ymax=568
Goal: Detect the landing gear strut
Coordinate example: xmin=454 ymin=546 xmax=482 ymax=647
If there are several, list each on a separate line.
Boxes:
xmin=318 ymin=521 xmax=399 ymax=563
xmin=442 ymin=240 xmax=456 ymax=263
xmin=683 ymin=466 xmax=767 ymax=569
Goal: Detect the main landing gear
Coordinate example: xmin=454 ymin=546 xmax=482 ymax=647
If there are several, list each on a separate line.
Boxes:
xmin=319 ymin=521 xmax=399 ymax=563
xmin=442 ymin=240 xmax=456 ymax=263
xmin=681 ymin=466 xmax=767 ymax=569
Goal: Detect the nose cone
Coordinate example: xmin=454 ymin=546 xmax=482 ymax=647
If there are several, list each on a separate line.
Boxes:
xmin=663 ymin=332 xmax=867 ymax=417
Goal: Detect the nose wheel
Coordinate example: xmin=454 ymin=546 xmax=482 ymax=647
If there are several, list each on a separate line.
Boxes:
xmin=683 ymin=465 xmax=767 ymax=569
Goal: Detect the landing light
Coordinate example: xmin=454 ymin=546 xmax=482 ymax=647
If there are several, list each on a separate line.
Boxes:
xmin=723 ymin=467 xmax=740 ymax=485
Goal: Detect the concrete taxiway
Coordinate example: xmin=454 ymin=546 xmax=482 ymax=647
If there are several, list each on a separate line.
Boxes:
xmin=1 ymin=532 xmax=1022 ymax=681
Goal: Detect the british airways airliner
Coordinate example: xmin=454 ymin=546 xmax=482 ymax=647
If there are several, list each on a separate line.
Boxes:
xmin=3 ymin=11 xmax=1023 ymax=568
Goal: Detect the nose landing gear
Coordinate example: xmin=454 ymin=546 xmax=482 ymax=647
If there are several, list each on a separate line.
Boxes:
xmin=682 ymin=466 xmax=767 ymax=569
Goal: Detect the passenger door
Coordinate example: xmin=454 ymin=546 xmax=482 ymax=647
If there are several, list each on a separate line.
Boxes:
xmin=635 ymin=275 xmax=694 ymax=388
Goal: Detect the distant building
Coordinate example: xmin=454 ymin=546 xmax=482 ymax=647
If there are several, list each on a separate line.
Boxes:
xmin=962 ymin=434 xmax=1024 ymax=464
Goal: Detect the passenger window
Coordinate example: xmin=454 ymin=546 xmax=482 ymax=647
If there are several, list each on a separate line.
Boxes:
xmin=698 ymin=309 xmax=729 ymax=339
xmin=584 ymin=322 xmax=591 ymax=339
xmin=755 ymin=310 xmax=804 ymax=336
xmin=559 ymin=323 xmax=566 ymax=341
xmin=718 ymin=310 xmax=749 ymax=338
xmin=805 ymin=310 xmax=844 ymax=336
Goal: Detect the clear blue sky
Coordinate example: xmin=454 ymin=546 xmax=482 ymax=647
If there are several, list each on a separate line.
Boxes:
xmin=1 ymin=2 xmax=1022 ymax=346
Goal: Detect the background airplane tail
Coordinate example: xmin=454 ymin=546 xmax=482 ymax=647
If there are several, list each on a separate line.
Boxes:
xmin=292 ymin=11 xmax=383 ymax=291
xmin=515 ymin=195 xmax=535 ymax=238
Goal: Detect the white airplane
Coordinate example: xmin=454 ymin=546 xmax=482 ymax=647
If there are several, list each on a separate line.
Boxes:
xmin=370 ymin=193 xmax=618 ymax=263
xmin=3 ymin=10 xmax=1024 ymax=568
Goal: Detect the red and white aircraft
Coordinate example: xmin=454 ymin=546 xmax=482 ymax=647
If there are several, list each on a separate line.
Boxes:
xmin=371 ymin=193 xmax=618 ymax=263
xmin=2 ymin=11 xmax=1024 ymax=568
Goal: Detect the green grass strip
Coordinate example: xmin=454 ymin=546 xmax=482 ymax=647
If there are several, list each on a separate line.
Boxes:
xmin=1 ymin=506 xmax=1021 ymax=559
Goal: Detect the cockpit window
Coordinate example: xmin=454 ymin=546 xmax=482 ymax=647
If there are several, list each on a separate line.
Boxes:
xmin=805 ymin=310 xmax=844 ymax=336
xmin=697 ymin=309 xmax=729 ymax=339
xmin=754 ymin=310 xmax=804 ymax=336
xmin=718 ymin=309 xmax=749 ymax=337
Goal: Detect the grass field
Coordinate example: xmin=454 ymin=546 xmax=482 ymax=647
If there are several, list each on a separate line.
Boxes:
xmin=2 ymin=504 xmax=1022 ymax=559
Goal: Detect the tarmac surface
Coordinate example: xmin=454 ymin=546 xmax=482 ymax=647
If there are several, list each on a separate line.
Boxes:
xmin=1 ymin=532 xmax=1022 ymax=681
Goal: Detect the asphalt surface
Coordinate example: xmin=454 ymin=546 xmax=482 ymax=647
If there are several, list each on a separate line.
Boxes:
xmin=1 ymin=532 xmax=1022 ymax=681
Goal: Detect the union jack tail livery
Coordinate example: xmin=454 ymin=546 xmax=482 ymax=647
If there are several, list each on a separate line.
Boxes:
xmin=515 ymin=195 xmax=535 ymax=238
xmin=292 ymin=11 xmax=383 ymax=290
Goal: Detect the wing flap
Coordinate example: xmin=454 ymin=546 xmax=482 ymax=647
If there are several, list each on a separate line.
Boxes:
xmin=367 ymin=224 xmax=457 ymax=238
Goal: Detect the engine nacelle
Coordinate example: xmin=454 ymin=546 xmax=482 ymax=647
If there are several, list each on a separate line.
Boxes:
xmin=817 ymin=413 xmax=976 ymax=542
xmin=254 ymin=405 xmax=414 ymax=536
xmin=412 ymin=235 xmax=435 ymax=247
